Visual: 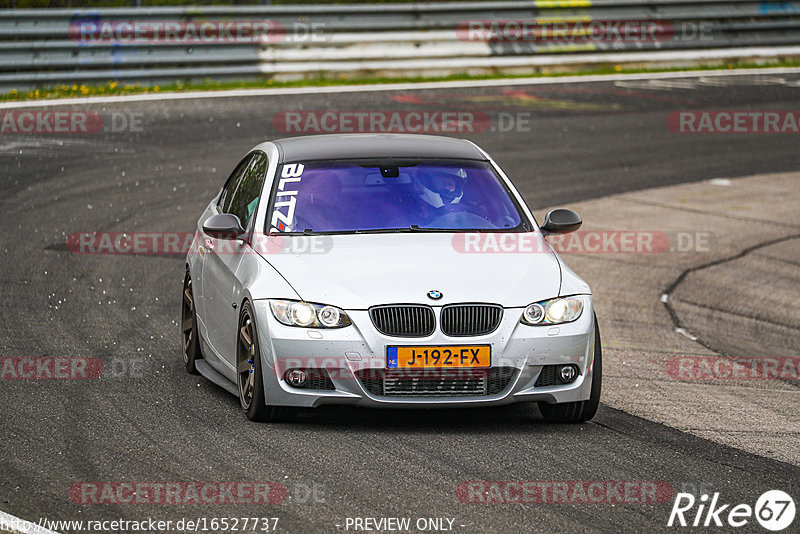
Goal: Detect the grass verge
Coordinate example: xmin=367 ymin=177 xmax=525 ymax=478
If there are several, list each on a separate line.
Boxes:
xmin=3 ymin=59 xmax=800 ymax=103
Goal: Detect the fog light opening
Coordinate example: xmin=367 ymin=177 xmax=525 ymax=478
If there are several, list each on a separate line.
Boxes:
xmin=558 ymin=365 xmax=579 ymax=384
xmin=285 ymin=369 xmax=308 ymax=387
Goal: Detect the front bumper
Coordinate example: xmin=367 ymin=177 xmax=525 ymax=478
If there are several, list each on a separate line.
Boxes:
xmin=252 ymin=296 xmax=596 ymax=409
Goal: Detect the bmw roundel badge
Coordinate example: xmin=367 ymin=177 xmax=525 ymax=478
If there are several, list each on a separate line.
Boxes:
xmin=427 ymin=290 xmax=443 ymax=300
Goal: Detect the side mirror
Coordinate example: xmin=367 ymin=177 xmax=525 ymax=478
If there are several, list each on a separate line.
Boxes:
xmin=203 ymin=213 xmax=246 ymax=240
xmin=540 ymin=208 xmax=582 ymax=234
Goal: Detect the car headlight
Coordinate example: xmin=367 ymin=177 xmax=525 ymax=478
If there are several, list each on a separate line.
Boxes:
xmin=269 ymin=300 xmax=351 ymax=328
xmin=521 ymin=296 xmax=584 ymax=326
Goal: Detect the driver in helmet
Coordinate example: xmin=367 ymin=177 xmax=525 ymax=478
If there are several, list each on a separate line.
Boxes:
xmin=414 ymin=168 xmax=467 ymax=216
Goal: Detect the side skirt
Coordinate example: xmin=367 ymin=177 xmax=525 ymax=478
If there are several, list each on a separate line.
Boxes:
xmin=196 ymin=359 xmax=239 ymax=397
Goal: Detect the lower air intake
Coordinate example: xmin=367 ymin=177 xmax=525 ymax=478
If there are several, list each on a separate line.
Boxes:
xmin=357 ymin=367 xmax=517 ymax=397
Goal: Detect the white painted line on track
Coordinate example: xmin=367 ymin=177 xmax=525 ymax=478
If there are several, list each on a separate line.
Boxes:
xmin=709 ymin=178 xmax=732 ymax=186
xmin=1 ymin=67 xmax=800 ymax=110
xmin=675 ymin=328 xmax=699 ymax=342
xmin=0 ymin=510 xmax=60 ymax=534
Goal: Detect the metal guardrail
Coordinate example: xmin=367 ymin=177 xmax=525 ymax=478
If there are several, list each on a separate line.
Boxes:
xmin=0 ymin=0 xmax=799 ymax=91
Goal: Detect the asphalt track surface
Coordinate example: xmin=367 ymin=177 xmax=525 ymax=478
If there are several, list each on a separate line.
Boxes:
xmin=1 ymin=73 xmax=800 ymax=533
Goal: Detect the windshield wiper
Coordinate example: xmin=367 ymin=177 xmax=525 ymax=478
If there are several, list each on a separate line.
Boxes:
xmin=292 ymin=227 xmax=479 ymax=235
xmin=352 ymin=226 xmax=460 ymax=234
xmin=353 ymin=228 xmax=412 ymax=234
xmin=408 ymin=225 xmax=442 ymax=232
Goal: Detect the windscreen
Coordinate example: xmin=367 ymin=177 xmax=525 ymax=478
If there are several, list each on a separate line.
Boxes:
xmin=267 ymin=160 xmax=526 ymax=234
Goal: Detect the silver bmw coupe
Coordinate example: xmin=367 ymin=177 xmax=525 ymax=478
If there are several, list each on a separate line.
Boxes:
xmin=182 ymin=134 xmax=601 ymax=422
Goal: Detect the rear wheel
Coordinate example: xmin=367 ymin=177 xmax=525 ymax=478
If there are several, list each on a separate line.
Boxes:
xmin=237 ymin=302 xmax=288 ymax=422
xmin=181 ymin=270 xmax=202 ymax=374
xmin=538 ymin=315 xmax=602 ymax=423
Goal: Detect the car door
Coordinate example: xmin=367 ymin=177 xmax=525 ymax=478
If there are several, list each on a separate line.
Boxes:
xmin=195 ymin=154 xmax=252 ymax=332
xmin=201 ymin=152 xmax=268 ymax=373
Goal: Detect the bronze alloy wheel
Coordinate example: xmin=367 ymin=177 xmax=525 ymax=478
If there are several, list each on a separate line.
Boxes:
xmin=236 ymin=301 xmax=288 ymax=422
xmin=237 ymin=314 xmax=257 ymax=410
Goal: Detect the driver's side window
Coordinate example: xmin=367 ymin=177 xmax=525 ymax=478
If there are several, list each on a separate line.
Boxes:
xmin=227 ymin=153 xmax=268 ymax=230
xmin=218 ymin=154 xmax=254 ymax=213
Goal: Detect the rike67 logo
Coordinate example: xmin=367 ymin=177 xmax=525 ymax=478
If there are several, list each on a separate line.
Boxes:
xmin=669 ymin=490 xmax=795 ymax=531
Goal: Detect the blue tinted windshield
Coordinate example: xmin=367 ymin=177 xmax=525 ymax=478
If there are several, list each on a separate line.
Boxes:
xmin=267 ymin=160 xmax=525 ymax=233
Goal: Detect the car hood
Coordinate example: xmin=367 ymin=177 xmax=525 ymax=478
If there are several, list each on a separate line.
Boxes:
xmin=260 ymin=232 xmax=564 ymax=309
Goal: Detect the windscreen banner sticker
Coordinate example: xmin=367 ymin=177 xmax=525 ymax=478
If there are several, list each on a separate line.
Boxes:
xmin=270 ymin=163 xmax=304 ymax=232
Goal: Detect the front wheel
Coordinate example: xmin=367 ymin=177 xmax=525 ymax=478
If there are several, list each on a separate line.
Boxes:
xmin=538 ymin=315 xmax=602 ymax=423
xmin=236 ymin=301 xmax=288 ymax=422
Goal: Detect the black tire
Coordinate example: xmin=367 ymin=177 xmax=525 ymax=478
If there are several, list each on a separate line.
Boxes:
xmin=181 ymin=270 xmax=202 ymax=375
xmin=538 ymin=315 xmax=602 ymax=423
xmin=236 ymin=301 xmax=288 ymax=422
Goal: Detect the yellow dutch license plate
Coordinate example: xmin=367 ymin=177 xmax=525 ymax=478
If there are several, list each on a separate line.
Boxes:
xmin=386 ymin=346 xmax=491 ymax=369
